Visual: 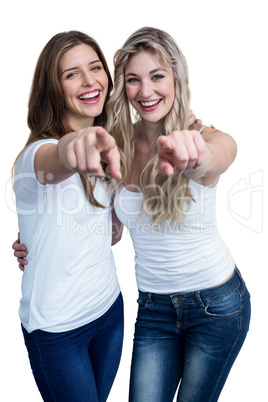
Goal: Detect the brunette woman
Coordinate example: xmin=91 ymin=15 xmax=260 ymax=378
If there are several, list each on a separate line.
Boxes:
xmin=13 ymin=31 xmax=123 ymax=402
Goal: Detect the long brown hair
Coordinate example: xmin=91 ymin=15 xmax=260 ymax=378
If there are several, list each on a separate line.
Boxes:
xmin=15 ymin=30 xmax=113 ymax=207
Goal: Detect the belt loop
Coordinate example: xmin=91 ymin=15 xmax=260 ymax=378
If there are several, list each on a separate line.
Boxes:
xmin=145 ymin=292 xmax=154 ymax=307
xmin=195 ymin=291 xmax=205 ymax=307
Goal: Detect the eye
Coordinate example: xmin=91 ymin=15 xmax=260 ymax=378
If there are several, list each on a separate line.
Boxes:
xmin=152 ymin=74 xmax=164 ymax=81
xmin=126 ymin=77 xmax=139 ymax=83
xmin=91 ymin=64 xmax=103 ymax=72
xmin=66 ymin=72 xmax=77 ymax=79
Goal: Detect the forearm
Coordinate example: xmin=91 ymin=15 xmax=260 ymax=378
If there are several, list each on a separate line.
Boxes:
xmin=35 ymin=136 xmax=76 ymax=185
xmin=111 ymin=207 xmax=123 ymax=246
xmin=184 ymin=142 xmax=213 ymax=180
xmin=185 ymin=128 xmax=237 ymax=180
xmin=57 ymin=131 xmax=78 ymax=171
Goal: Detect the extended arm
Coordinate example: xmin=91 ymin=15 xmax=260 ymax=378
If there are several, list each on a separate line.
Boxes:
xmin=35 ymin=127 xmax=121 ymax=184
xmin=157 ymin=126 xmax=237 ymax=186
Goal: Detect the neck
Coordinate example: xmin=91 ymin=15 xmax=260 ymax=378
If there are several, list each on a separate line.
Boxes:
xmin=135 ymin=119 xmax=161 ymax=145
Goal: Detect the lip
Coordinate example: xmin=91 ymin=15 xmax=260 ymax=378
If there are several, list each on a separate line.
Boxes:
xmin=138 ymin=98 xmax=162 ymax=111
xmin=78 ymin=90 xmax=101 ymax=105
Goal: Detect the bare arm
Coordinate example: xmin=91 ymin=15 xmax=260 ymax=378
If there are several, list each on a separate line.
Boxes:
xmin=35 ymin=127 xmax=121 ymax=185
xmin=34 ymin=142 xmax=74 ymax=184
xmin=157 ymin=127 xmax=237 ymax=186
xmin=111 ymin=207 xmax=123 ymax=246
xmin=190 ymin=127 xmax=237 ymax=185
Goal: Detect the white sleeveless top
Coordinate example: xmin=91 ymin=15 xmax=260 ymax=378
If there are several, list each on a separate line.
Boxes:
xmin=114 ymin=180 xmax=234 ymax=293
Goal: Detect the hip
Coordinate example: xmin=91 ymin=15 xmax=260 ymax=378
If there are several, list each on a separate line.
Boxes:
xmin=135 ymin=267 xmax=251 ymax=334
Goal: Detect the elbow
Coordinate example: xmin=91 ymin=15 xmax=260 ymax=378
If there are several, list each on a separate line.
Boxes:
xmin=111 ymin=231 xmax=123 ymax=246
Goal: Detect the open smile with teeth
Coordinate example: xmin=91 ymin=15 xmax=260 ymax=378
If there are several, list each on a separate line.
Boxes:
xmin=139 ymin=99 xmax=162 ymax=107
xmin=79 ymin=91 xmax=100 ymax=100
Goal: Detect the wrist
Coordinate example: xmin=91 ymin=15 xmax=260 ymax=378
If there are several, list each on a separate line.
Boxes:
xmin=57 ymin=133 xmax=76 ymax=171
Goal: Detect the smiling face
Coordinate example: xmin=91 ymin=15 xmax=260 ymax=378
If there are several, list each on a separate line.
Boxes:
xmin=59 ymin=43 xmax=109 ymax=130
xmin=124 ymin=51 xmax=175 ymax=125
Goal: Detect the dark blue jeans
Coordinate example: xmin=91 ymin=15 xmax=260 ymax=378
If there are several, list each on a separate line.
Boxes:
xmin=129 ymin=268 xmax=251 ymax=402
xmin=22 ymin=293 xmax=124 ymax=402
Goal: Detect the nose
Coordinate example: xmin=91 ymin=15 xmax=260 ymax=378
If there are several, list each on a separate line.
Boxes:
xmin=139 ymin=79 xmax=153 ymax=99
xmin=82 ymin=71 xmax=96 ymax=87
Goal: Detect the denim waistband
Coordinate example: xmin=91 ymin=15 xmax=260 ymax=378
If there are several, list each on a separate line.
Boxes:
xmin=138 ymin=267 xmax=245 ymax=304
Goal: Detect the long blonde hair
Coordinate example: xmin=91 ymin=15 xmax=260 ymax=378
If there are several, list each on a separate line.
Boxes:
xmin=106 ymin=27 xmax=194 ymax=227
xmin=13 ymin=31 xmax=113 ymax=207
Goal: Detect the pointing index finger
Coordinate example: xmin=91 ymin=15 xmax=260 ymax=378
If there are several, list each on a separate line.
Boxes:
xmin=95 ymin=128 xmax=122 ymax=180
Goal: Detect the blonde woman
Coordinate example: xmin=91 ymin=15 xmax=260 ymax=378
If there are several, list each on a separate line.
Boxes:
xmin=107 ymin=27 xmax=251 ymax=402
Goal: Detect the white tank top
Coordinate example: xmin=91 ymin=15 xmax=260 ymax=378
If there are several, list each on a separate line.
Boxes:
xmin=114 ymin=180 xmax=234 ymax=293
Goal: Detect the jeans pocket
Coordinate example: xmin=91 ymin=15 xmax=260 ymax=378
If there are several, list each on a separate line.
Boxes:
xmin=202 ymin=289 xmax=241 ymax=318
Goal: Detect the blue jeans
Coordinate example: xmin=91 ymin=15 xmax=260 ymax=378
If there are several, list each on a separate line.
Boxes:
xmin=129 ymin=268 xmax=251 ymax=402
xmin=22 ymin=293 xmax=124 ymax=402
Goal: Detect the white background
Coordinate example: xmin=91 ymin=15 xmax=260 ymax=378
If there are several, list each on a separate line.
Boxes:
xmin=1 ymin=0 xmax=267 ymax=400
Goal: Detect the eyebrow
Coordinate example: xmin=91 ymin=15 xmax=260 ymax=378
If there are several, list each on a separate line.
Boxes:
xmin=61 ymin=59 xmax=101 ymax=76
xmin=125 ymin=67 xmax=167 ymax=78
